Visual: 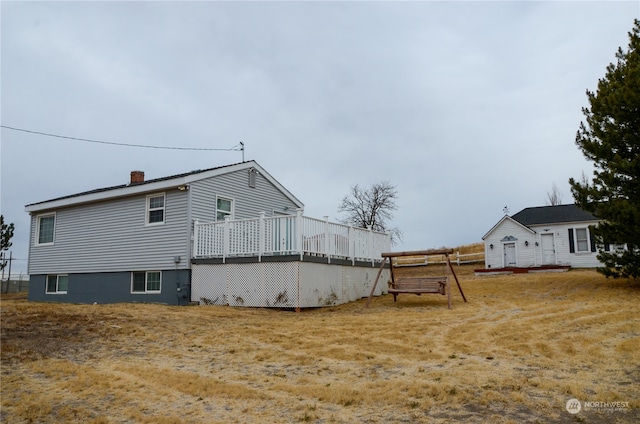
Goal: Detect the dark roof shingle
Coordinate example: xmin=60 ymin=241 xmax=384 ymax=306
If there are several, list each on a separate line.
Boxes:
xmin=511 ymin=204 xmax=597 ymax=226
xmin=26 ymin=161 xmax=246 ymax=207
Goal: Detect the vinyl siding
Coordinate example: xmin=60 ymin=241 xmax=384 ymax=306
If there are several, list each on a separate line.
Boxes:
xmin=27 ymin=166 xmax=302 ymax=278
xmin=28 ymin=189 xmax=190 ymax=274
xmin=190 ymin=168 xmax=300 ymax=223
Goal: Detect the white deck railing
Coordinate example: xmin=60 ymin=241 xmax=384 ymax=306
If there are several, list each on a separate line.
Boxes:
xmin=193 ymin=210 xmax=391 ymax=264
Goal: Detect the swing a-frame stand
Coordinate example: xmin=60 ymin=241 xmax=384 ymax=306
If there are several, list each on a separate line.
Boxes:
xmin=366 ymin=248 xmax=467 ymax=309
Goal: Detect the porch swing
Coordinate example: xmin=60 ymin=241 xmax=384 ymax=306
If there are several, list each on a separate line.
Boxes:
xmin=365 ymin=249 xmax=467 ymax=309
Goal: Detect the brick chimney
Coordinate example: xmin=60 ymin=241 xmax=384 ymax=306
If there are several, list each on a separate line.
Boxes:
xmin=130 ymin=170 xmax=145 ymax=184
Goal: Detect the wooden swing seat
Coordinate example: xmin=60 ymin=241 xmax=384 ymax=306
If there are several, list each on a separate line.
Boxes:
xmin=366 ymin=248 xmax=468 ymax=309
xmin=388 ymin=277 xmax=447 ymax=301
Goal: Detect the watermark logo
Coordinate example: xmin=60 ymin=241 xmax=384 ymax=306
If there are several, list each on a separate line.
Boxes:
xmin=566 ymin=398 xmax=630 ymax=414
xmin=566 ymin=398 xmax=582 ymax=414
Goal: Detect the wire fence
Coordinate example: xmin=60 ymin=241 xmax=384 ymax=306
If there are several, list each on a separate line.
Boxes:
xmin=1 ymin=275 xmax=30 ymax=294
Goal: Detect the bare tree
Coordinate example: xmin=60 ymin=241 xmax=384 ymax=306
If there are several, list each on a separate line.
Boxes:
xmin=338 ymin=181 xmax=403 ymax=244
xmin=546 ymin=182 xmax=563 ymax=206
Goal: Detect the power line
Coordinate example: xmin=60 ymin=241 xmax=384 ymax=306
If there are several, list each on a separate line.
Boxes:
xmin=0 ymin=125 xmax=242 ymax=152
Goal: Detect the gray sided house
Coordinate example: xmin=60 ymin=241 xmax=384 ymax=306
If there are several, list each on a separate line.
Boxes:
xmin=482 ymin=204 xmax=603 ymax=270
xmin=26 ymin=161 xmax=303 ymax=305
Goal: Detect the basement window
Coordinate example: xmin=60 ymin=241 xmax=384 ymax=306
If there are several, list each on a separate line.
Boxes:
xmin=46 ymin=275 xmax=68 ymax=294
xmin=131 ymin=271 xmax=161 ymax=293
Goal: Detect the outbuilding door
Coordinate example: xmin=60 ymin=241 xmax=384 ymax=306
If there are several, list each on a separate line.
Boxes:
xmin=541 ymin=233 xmax=556 ymax=264
xmin=503 ymin=243 xmax=516 ymax=267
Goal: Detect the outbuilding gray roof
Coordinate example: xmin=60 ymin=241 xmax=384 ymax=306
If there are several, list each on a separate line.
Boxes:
xmin=511 ymin=204 xmax=597 ymax=226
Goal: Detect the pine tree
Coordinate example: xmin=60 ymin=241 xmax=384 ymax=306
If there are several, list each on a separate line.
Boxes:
xmin=1 ymin=215 xmax=15 ymax=271
xmin=569 ymin=19 xmax=640 ymax=278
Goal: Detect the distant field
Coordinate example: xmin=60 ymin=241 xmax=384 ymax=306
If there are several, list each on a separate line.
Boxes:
xmin=1 ymin=266 xmax=638 ymax=423
xmin=392 ymin=242 xmax=485 ymax=267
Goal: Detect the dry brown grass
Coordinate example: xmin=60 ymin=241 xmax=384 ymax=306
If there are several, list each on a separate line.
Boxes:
xmin=2 ymin=267 xmax=639 ymax=423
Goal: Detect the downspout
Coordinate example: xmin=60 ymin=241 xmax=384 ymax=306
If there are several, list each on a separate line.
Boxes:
xmin=185 ymin=184 xmax=193 ymax=303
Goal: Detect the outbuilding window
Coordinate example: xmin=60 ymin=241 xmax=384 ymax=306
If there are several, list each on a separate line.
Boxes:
xmin=568 ymin=228 xmax=596 ymax=253
xmin=575 ymin=228 xmax=589 ymax=252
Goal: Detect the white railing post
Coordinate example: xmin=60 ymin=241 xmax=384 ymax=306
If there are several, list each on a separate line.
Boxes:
xmin=193 ymin=220 xmax=199 ymax=258
xmin=349 ymin=224 xmax=355 ymax=265
xmin=223 ymin=217 xmax=230 ymax=263
xmin=368 ymin=225 xmax=373 ymax=266
xmin=324 ymin=216 xmax=330 ymax=263
xmin=191 ymin=214 xmax=391 ymax=263
xmin=259 ymin=212 xmax=265 ymax=262
xmin=296 ymin=209 xmax=304 ymax=260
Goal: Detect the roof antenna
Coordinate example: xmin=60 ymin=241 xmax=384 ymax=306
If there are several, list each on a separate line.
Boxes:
xmin=240 ymin=142 xmax=245 ymax=162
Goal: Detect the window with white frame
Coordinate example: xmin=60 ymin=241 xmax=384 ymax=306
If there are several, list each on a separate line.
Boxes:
xmin=146 ymin=193 xmax=165 ymax=225
xmin=216 ymin=197 xmax=233 ymax=221
xmin=46 ymin=275 xmax=68 ymax=294
xmin=131 ymin=271 xmax=161 ymax=293
xmin=575 ymin=228 xmax=589 ymax=252
xmin=36 ymin=213 xmax=55 ymax=245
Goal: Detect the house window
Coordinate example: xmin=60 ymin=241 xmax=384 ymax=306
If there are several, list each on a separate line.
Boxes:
xmin=146 ymin=194 xmax=165 ymax=225
xmin=36 ymin=213 xmax=55 ymax=245
xmin=216 ymin=197 xmax=233 ymax=221
xmin=132 ymin=271 xmax=161 ymax=293
xmin=46 ymin=275 xmax=68 ymax=294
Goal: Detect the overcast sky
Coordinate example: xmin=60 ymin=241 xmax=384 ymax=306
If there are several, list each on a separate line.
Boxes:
xmin=1 ymin=1 xmax=638 ymax=274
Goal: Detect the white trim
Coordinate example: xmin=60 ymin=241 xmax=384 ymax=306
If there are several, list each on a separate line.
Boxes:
xmin=35 ymin=213 xmax=56 ymax=246
xmin=482 ymin=215 xmax=535 ymax=240
xmin=145 ymin=193 xmax=166 ymax=226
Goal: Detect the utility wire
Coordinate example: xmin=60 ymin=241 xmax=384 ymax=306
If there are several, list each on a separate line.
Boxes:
xmin=0 ymin=125 xmax=242 ymax=152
